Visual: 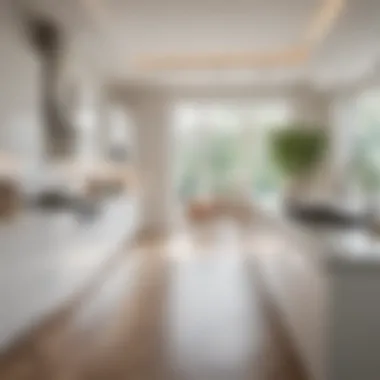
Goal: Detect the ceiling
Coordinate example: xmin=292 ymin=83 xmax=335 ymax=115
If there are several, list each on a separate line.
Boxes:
xmin=19 ymin=0 xmax=380 ymax=89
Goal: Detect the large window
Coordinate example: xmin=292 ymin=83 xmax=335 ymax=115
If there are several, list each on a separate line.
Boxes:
xmin=174 ymin=102 xmax=291 ymax=202
xmin=353 ymin=91 xmax=380 ymax=195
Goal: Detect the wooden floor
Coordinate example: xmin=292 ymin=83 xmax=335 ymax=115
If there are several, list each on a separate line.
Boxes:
xmin=0 ymin=219 xmax=308 ymax=380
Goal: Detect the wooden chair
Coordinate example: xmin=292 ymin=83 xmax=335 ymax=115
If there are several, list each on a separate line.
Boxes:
xmin=0 ymin=179 xmax=20 ymax=219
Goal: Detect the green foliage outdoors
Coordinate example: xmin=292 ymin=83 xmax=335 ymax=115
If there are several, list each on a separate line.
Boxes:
xmin=204 ymin=131 xmax=241 ymax=194
xmin=177 ymin=130 xmax=242 ymax=198
xmin=352 ymin=113 xmax=380 ymax=193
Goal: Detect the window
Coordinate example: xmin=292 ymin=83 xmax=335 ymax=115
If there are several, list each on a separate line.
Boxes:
xmin=174 ymin=101 xmax=291 ymax=202
xmin=353 ymin=91 xmax=380 ymax=195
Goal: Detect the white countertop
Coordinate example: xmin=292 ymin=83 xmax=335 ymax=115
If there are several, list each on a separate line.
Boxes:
xmin=0 ymin=195 xmax=137 ymax=349
xmin=301 ymin=225 xmax=380 ymax=272
xmin=258 ymin=199 xmax=380 ymax=272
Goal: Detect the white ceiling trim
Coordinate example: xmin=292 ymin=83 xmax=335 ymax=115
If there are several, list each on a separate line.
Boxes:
xmin=306 ymin=0 xmax=345 ymax=44
xmin=132 ymin=0 xmax=345 ymax=71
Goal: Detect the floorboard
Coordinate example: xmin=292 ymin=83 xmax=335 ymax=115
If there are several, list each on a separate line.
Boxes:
xmin=0 ymin=220 xmax=308 ymax=380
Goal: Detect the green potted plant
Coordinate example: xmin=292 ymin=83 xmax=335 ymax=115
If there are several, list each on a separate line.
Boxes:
xmin=270 ymin=123 xmax=329 ymax=206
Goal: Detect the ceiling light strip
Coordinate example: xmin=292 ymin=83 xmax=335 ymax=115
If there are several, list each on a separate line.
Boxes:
xmin=138 ymin=47 xmax=310 ymax=70
xmin=133 ymin=0 xmax=345 ymax=71
xmin=306 ymin=0 xmax=345 ymax=44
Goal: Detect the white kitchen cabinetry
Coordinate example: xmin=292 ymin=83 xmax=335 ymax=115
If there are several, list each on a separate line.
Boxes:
xmin=255 ymin=222 xmax=380 ymax=380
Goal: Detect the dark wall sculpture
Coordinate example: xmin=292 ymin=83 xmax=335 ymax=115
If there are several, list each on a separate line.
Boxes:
xmin=25 ymin=16 xmax=74 ymax=160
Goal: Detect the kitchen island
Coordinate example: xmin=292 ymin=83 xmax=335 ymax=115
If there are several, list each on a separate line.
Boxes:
xmin=0 ymin=195 xmax=137 ymax=351
xmin=254 ymin=209 xmax=380 ymax=380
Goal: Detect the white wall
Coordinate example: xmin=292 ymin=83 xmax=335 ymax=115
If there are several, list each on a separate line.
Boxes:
xmin=0 ymin=4 xmax=43 ymax=163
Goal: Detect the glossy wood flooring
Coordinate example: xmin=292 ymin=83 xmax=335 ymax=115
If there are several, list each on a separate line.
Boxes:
xmin=0 ymin=220 xmax=308 ymax=380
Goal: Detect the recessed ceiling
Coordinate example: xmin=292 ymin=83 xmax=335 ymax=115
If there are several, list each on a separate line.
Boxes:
xmin=22 ymin=0 xmax=380 ymax=89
